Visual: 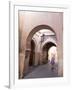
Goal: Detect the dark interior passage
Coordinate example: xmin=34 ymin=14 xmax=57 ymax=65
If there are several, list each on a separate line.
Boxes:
xmin=29 ymin=40 xmax=35 ymax=66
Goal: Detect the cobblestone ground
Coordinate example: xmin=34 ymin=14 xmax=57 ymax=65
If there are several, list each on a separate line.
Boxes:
xmin=24 ymin=63 xmax=58 ymax=79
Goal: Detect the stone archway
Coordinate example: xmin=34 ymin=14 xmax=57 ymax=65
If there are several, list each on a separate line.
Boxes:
xmin=42 ymin=42 xmax=57 ymax=64
xmin=42 ymin=38 xmax=57 ymax=48
xmin=26 ymin=25 xmax=56 ymax=49
xmin=23 ymin=24 xmax=57 ymax=76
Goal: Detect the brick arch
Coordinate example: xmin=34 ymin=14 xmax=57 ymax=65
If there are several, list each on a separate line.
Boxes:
xmin=26 ymin=24 xmax=57 ymax=49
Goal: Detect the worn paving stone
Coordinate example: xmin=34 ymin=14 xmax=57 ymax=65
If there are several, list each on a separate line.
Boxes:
xmin=24 ymin=63 xmax=58 ymax=79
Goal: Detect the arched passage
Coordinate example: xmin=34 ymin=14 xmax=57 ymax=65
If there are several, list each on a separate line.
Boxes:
xmin=42 ymin=38 xmax=57 ymax=48
xmin=42 ymin=42 xmax=56 ymax=64
xmin=24 ymin=24 xmax=57 ymax=76
xmin=26 ymin=25 xmax=56 ymax=49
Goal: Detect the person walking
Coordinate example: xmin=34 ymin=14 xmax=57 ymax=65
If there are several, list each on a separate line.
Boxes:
xmin=51 ymin=54 xmax=55 ymax=71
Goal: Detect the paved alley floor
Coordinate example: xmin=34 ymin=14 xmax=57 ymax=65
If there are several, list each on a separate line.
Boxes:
xmin=24 ymin=63 xmax=58 ymax=79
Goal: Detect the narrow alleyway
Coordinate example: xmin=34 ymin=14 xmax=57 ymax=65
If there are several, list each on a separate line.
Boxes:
xmin=24 ymin=63 xmax=58 ymax=79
